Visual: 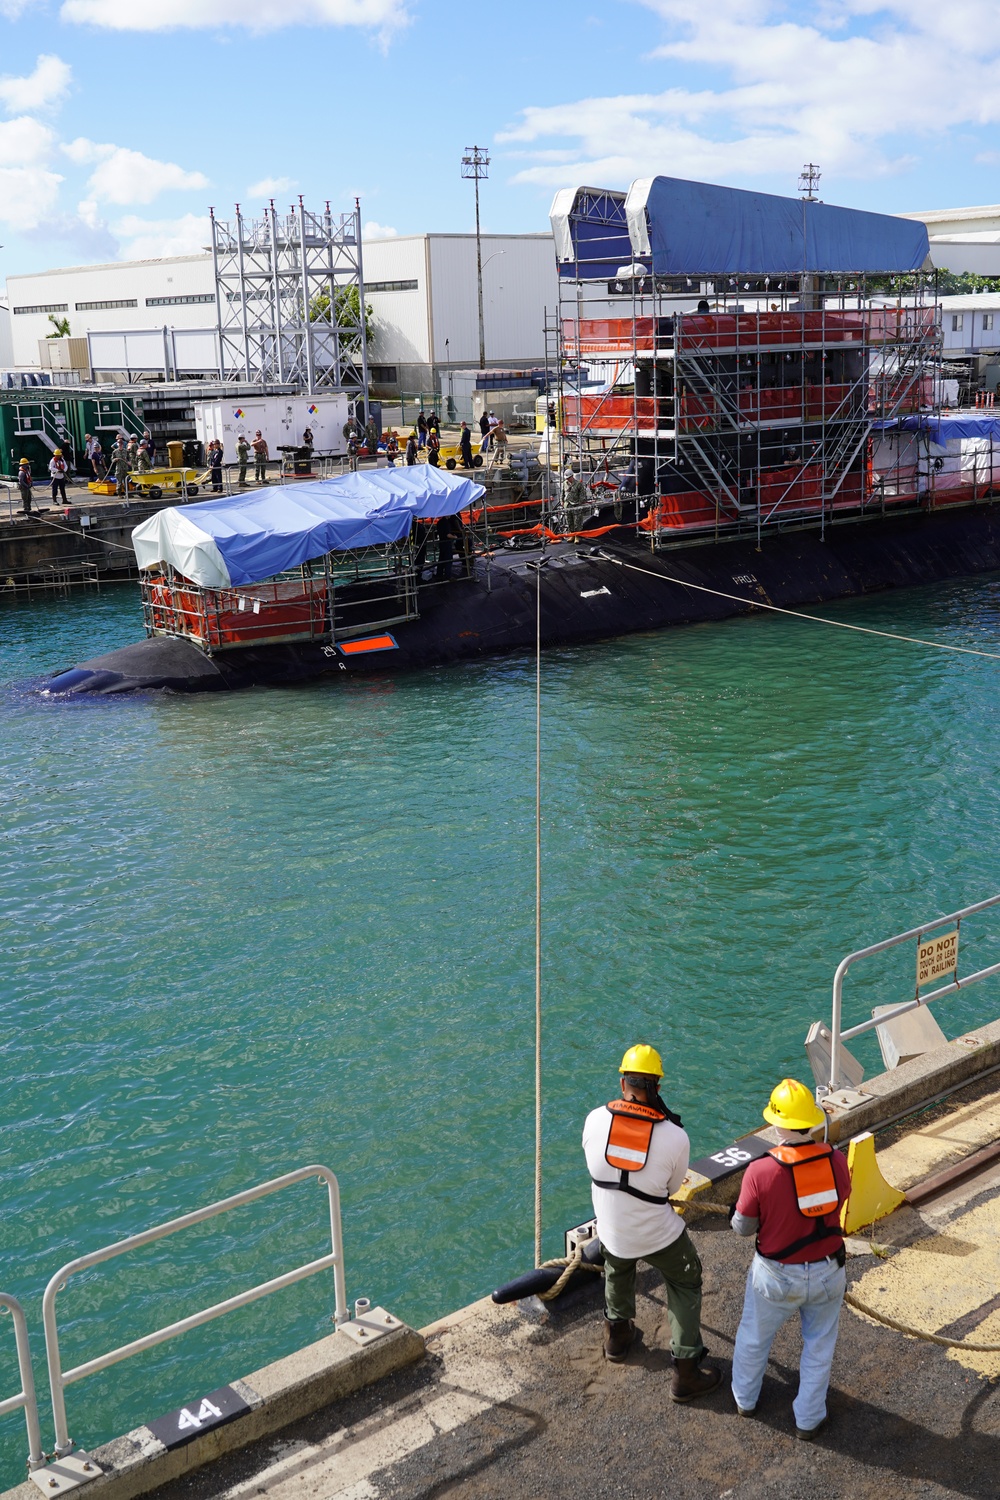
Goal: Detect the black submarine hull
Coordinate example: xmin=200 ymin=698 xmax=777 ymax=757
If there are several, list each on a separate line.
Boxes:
xmin=42 ymin=507 xmax=1000 ymax=696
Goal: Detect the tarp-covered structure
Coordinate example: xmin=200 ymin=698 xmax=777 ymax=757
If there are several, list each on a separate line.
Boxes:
xmin=551 ymin=175 xmax=931 ymax=278
xmin=132 ymin=467 xmax=485 ymax=589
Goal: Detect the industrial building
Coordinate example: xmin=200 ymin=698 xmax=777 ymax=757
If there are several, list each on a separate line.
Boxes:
xmin=3 ymin=229 xmax=557 ymax=399
xmin=900 ymin=205 xmax=1000 ymax=277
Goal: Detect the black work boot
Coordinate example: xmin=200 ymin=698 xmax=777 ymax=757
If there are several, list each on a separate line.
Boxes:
xmin=670 ymin=1355 xmax=723 ymax=1402
xmin=602 ymin=1316 xmax=635 ymax=1362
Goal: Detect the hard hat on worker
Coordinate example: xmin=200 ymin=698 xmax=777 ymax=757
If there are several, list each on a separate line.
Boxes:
xmin=19 ymin=457 xmax=28 ymax=464
xmin=619 ymin=1043 xmax=663 ymax=1078
xmin=53 ymin=448 xmax=62 ymax=456
xmin=762 ymin=1077 xmax=824 ymax=1132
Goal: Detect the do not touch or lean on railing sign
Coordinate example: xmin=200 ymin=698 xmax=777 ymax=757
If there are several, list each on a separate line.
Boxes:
xmin=917 ymin=929 xmax=959 ymax=989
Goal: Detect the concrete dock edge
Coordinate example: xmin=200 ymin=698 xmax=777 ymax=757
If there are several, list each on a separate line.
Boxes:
xmin=1 ymin=1322 xmax=424 ymax=1500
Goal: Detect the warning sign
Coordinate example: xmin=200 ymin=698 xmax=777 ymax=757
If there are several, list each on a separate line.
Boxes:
xmin=916 ymin=929 xmax=959 ymax=988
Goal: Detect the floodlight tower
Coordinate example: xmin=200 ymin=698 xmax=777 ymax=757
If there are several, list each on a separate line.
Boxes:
xmin=462 ymin=145 xmax=490 ymax=369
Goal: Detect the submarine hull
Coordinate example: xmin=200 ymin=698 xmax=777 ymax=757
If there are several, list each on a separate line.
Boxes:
xmin=42 ymin=507 xmax=1000 ymax=696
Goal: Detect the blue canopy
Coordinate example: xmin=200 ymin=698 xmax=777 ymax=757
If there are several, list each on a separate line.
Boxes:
xmin=631 ymin=177 xmax=930 ymax=277
xmin=132 ymin=467 xmax=485 ymax=589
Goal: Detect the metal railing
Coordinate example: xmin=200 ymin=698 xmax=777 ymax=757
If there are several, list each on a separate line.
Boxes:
xmin=43 ymin=1164 xmax=348 ymax=1457
xmin=824 ymin=894 xmax=1000 ymax=1096
xmin=0 ymin=1294 xmax=45 ymax=1472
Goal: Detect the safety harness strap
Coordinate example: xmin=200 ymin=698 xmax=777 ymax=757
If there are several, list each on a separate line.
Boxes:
xmin=590 ymin=1174 xmax=671 ymax=1206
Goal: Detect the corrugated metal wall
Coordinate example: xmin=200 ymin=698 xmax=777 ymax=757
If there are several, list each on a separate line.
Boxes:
xmin=363 ymin=238 xmax=431 ymax=367
xmin=428 ymin=235 xmax=556 ymax=365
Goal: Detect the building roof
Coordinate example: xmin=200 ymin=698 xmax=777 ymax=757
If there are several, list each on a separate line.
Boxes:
xmin=900 ymin=206 xmax=1000 ymax=224
xmin=6 ymin=253 xmax=212 ymax=282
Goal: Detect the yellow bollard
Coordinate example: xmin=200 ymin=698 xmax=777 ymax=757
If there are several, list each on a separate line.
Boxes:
xmin=840 ymin=1131 xmax=905 ymax=1234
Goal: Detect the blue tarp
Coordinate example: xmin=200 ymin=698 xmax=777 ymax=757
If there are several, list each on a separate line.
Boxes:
xmin=132 ymin=467 xmax=486 ymax=589
xmin=639 ymin=177 xmax=930 ymax=276
xmin=894 ymin=414 xmax=1000 ymax=445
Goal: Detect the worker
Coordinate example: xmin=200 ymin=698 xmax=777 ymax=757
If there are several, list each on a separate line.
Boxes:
xmin=729 ymin=1078 xmax=851 ymax=1440
xmin=209 ymin=440 xmax=223 ymax=493
xmin=49 ymin=448 xmax=69 ymax=506
xmin=112 ymin=437 xmax=129 ymax=496
xmin=385 ymin=430 xmax=399 ymax=467
xmin=582 ymin=1045 xmax=722 ymax=1400
xmin=347 ymin=432 xmax=360 ymax=472
xmin=478 ymin=409 xmax=491 ymax=454
xmin=136 ymin=441 xmax=152 ymax=475
xmin=417 ymin=410 xmax=428 ymax=450
xmin=236 ymin=434 xmax=250 ymax=488
xmin=252 ymin=430 xmax=269 ymax=485
xmin=126 ymin=435 xmax=138 ymax=470
xmin=302 ymin=426 xmax=314 ymax=452
xmin=17 ymin=458 xmax=33 ymax=516
xmin=428 ymin=411 xmax=440 ymax=439
xmin=427 ymin=430 xmax=441 ymax=467
xmin=490 ymin=420 xmax=508 ymax=466
xmin=459 ymin=422 xmax=473 ymax=468
xmin=90 ymin=436 xmax=104 ymax=479
xmin=364 ymin=414 xmax=379 ymax=456
xmin=405 ymin=432 xmax=418 ymax=466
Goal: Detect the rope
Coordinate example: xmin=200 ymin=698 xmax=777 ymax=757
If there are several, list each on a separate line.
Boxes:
xmin=844 ymin=1290 xmax=1000 ymax=1352
xmin=534 ymin=559 xmax=543 ymax=1270
xmin=535 ymin=1248 xmax=603 ymax=1301
xmin=31 ymin=514 xmax=136 ymax=553
xmin=603 ymin=553 xmax=1000 ymax=662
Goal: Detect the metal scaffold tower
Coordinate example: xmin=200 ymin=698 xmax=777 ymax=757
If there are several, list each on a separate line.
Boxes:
xmin=210 ymin=198 xmax=370 ymax=402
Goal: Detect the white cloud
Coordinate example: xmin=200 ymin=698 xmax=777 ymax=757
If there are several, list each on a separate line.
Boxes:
xmin=502 ymin=0 xmax=1000 ymax=188
xmin=247 ymin=175 xmax=297 ymax=198
xmin=62 ymin=137 xmax=209 ymax=203
xmin=0 ymin=54 xmax=72 ymax=114
xmin=111 ymin=211 xmax=211 ymax=259
xmin=60 ymin=0 xmax=407 ymax=33
xmin=0 ymin=116 xmax=61 ymax=227
xmin=363 ymin=220 xmax=397 ymax=239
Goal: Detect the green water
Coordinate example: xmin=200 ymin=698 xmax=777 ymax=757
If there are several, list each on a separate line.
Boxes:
xmin=3 ymin=575 xmax=1000 ymax=1482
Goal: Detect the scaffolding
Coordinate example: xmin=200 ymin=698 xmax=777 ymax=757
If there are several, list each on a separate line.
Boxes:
xmin=210 ymin=199 xmax=369 ymax=401
xmin=552 ymin=187 xmax=947 ymax=546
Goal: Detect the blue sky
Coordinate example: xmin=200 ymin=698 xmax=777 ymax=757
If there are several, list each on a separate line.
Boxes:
xmin=2 ymin=0 xmax=999 ymax=278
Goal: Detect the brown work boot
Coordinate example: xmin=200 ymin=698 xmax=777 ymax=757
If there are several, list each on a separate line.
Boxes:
xmin=670 ymin=1356 xmax=723 ymax=1402
xmin=602 ymin=1316 xmax=635 ymax=1362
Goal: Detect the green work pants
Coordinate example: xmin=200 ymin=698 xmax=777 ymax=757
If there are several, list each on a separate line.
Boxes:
xmin=602 ymin=1229 xmax=705 ymax=1359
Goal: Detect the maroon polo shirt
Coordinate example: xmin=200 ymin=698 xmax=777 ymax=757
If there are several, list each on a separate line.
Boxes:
xmin=736 ymin=1148 xmax=851 ymax=1263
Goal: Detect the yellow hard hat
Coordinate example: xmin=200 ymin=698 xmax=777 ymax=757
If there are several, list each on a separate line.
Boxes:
xmin=19 ymin=456 xmax=28 ymax=464
xmin=762 ymin=1078 xmax=824 ymax=1132
xmin=53 ymin=448 xmax=62 ymax=455
xmin=619 ymin=1043 xmax=663 ymax=1078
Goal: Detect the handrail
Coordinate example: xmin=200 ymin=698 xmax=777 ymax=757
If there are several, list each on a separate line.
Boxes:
xmin=0 ymin=1294 xmax=45 ymax=1472
xmin=43 ymin=1164 xmax=348 ymax=1457
xmin=825 ymin=894 xmax=1000 ymax=1096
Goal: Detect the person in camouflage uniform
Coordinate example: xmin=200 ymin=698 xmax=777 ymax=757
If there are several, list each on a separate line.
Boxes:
xmin=136 ymin=441 xmax=152 ymax=474
xmin=364 ymin=416 xmax=379 ymax=456
xmin=113 ymin=437 xmax=129 ymax=496
xmin=236 ymin=434 xmax=249 ymax=487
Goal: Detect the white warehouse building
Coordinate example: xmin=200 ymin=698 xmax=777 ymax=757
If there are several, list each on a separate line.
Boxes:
xmin=3 ymin=231 xmax=557 ymax=396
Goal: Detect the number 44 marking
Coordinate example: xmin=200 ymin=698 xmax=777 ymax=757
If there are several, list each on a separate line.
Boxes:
xmin=177 ymin=1399 xmax=222 ymax=1431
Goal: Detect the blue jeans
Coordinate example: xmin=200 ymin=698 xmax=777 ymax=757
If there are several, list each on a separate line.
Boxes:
xmin=731 ymin=1253 xmax=845 ymax=1430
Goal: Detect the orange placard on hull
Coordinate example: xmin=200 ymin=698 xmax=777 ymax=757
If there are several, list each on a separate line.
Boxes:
xmin=338 ymin=634 xmax=398 ymax=656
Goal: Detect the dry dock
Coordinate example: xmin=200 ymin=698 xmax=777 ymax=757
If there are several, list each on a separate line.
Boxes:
xmin=6 ymin=1024 xmax=1000 ymax=1500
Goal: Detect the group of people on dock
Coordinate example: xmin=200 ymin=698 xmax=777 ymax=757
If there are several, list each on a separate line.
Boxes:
xmin=586 ymin=1047 xmax=848 ymax=1436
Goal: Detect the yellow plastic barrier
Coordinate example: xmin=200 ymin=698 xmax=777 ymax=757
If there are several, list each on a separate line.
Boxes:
xmin=840 ymin=1131 xmax=905 ymax=1234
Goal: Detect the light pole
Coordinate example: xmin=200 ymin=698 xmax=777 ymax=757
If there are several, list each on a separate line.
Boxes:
xmin=461 ymin=145 xmax=490 ymax=370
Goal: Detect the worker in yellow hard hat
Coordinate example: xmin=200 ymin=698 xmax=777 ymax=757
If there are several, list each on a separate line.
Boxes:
xmin=48 ymin=447 xmax=69 ymax=506
xmin=17 ymin=457 xmax=33 ymax=516
xmin=581 ymin=1044 xmax=721 ymax=1401
xmin=729 ymin=1079 xmax=851 ymax=1439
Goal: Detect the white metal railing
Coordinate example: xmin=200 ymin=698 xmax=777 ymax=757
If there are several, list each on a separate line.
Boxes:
xmin=0 ymin=1294 xmax=45 ymax=1472
xmin=43 ymin=1164 xmax=348 ymax=1457
xmin=824 ymin=894 xmax=1000 ymax=1096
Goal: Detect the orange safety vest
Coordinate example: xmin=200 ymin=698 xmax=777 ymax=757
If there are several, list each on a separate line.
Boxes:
xmin=590 ymin=1099 xmax=674 ymax=1205
xmin=767 ymin=1142 xmax=840 ymax=1217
